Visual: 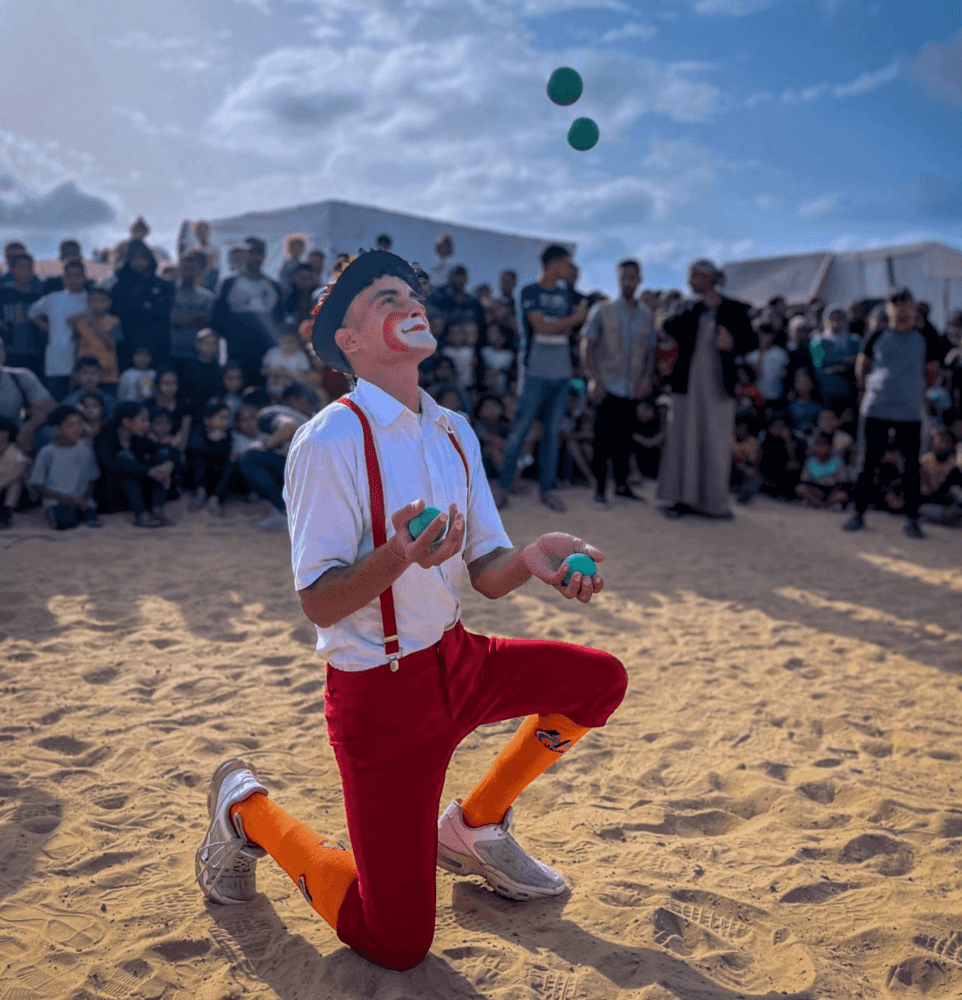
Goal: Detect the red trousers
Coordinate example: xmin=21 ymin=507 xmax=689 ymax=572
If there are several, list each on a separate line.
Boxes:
xmin=325 ymin=622 xmax=627 ymax=970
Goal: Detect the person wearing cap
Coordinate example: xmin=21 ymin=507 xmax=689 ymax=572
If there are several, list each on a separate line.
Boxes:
xmin=656 ymin=258 xmax=756 ymax=520
xmin=194 ymin=249 xmax=627 ymax=972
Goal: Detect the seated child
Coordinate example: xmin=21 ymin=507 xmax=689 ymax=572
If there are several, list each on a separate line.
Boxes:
xmin=61 ymin=356 xmax=116 ymax=419
xmin=632 ymin=397 xmax=665 ymax=482
xmin=147 ymin=406 xmax=184 ymax=494
xmin=560 ymin=382 xmax=593 ymax=486
xmin=262 ymin=326 xmax=311 ymax=402
xmin=795 ymin=432 xmax=850 ymax=509
xmin=730 ymin=414 xmax=761 ymax=503
xmin=734 ymin=364 xmax=765 ymax=411
xmin=810 ymin=407 xmax=854 ymax=462
xmin=28 ymin=405 xmax=101 ymax=529
xmin=0 ymin=415 xmax=30 ymax=528
xmin=787 ymin=369 xmax=822 ymax=434
xmin=472 ymin=394 xmax=509 ymax=481
xmin=875 ymin=448 xmax=906 ymax=513
xmin=68 ymin=286 xmax=120 ymax=389
xmin=76 ymin=391 xmax=106 ymax=439
xmin=479 ymin=325 xmax=515 ymax=395
xmin=187 ymin=400 xmax=236 ymax=515
xmin=117 ymin=346 xmax=156 ymax=403
xmin=221 ymin=362 xmax=246 ymax=417
xmin=756 ymin=413 xmax=802 ymax=500
xmin=920 ymin=427 xmax=962 ymax=525
xmin=231 ymin=398 xmax=267 ymax=461
xmin=441 ymin=322 xmax=477 ymax=389
xmin=181 ymin=328 xmax=224 ymax=415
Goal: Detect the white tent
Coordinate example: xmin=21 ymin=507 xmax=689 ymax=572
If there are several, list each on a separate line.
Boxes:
xmin=191 ymin=199 xmax=575 ymax=291
xmin=721 ymin=241 xmax=962 ymax=329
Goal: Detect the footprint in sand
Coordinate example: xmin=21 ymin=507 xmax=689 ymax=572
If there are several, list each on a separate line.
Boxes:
xmin=652 ymin=888 xmax=816 ymax=995
xmin=0 ymin=901 xmax=105 ymax=950
xmin=887 ymin=931 xmax=962 ymax=997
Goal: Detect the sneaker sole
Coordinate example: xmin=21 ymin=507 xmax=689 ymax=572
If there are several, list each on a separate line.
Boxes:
xmin=197 ymin=759 xmax=261 ymax=905
xmin=436 ymin=842 xmax=565 ymax=901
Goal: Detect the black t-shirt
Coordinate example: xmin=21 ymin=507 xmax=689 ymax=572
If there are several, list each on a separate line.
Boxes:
xmin=0 ymin=285 xmax=43 ymax=355
xmin=150 ymin=398 xmax=192 ymax=435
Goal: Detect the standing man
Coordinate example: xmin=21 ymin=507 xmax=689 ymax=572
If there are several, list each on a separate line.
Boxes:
xmin=107 ymin=240 xmax=175 ymax=370
xmin=844 ymin=288 xmax=943 ymax=539
xmin=211 ymin=236 xmax=285 ymax=388
xmin=493 ymin=244 xmax=587 ymax=512
xmin=169 ymin=251 xmax=215 ymax=378
xmin=194 ymin=250 xmax=626 ymax=972
xmin=0 ymin=252 xmax=45 ymax=376
xmin=581 ymin=258 xmax=655 ymax=508
xmin=656 ymin=258 xmax=756 ymax=520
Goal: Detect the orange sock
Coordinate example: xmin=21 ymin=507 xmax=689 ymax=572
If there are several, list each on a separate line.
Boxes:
xmin=460 ymin=713 xmax=591 ymax=829
xmin=231 ymin=793 xmax=357 ymax=931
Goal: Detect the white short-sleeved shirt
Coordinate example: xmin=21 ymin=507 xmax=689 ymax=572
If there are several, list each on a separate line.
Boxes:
xmin=284 ymin=378 xmax=512 ymax=671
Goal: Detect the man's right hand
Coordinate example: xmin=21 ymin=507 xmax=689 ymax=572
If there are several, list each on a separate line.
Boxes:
xmin=573 ymin=300 xmax=589 ymax=323
xmin=387 ymin=499 xmax=466 ymax=569
xmin=587 ymin=378 xmax=607 ymax=405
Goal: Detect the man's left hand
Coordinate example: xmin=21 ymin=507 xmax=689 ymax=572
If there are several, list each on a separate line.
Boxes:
xmin=521 ymin=532 xmax=604 ymax=604
xmin=716 ymin=325 xmax=734 ymax=351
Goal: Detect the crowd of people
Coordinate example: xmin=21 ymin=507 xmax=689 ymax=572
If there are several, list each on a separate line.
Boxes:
xmin=1 ymin=216 xmax=961 ymax=537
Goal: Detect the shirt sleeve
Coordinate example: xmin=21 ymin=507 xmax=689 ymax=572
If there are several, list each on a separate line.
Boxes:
xmin=923 ymin=328 xmax=945 ymax=364
xmin=19 ymin=370 xmax=52 ymax=407
xmin=449 ymin=412 xmax=513 ymax=566
xmin=861 ymin=329 xmax=882 ymax=360
xmin=27 ymin=294 xmax=50 ymax=320
xmin=28 ymin=447 xmax=51 ymax=489
xmin=284 ymin=411 xmax=366 ymax=592
xmin=582 ymin=302 xmax=603 ymax=342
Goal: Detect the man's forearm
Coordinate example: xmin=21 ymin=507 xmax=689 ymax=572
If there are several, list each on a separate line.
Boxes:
xmin=471 ymin=546 xmax=533 ymax=600
xmin=299 ymin=543 xmax=410 ymax=628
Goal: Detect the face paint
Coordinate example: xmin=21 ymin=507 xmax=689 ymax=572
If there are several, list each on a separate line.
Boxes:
xmin=381 ymin=307 xmax=433 ymax=353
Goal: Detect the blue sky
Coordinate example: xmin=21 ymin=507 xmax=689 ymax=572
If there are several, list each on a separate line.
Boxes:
xmin=0 ymin=0 xmax=959 ymax=293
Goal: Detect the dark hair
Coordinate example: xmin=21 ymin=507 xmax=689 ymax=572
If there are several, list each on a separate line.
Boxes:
xmin=88 ymin=285 xmax=111 ymax=298
xmin=812 ymin=432 xmax=833 ymax=447
xmin=182 ymin=249 xmax=207 ymax=268
xmin=240 ymin=386 xmax=270 ymax=409
xmin=224 ymin=362 xmax=244 ymax=378
xmin=132 ymin=344 xmax=152 ymax=357
xmin=375 ymin=233 xmax=392 ymax=246
xmin=474 ymin=394 xmax=504 ymax=418
xmin=63 ymin=259 xmax=86 ymax=274
xmin=8 ymin=252 xmax=33 ymax=268
xmin=887 ymin=287 xmax=914 ymax=305
xmin=3 ymin=240 xmax=26 ymax=254
xmin=617 ymin=258 xmax=641 ymax=273
xmin=540 ymin=244 xmax=570 ymax=267
xmin=244 ymin=236 xmax=266 ymax=253
xmin=308 ymin=249 xmax=326 ymax=261
xmin=112 ymin=401 xmax=148 ymax=429
xmin=0 ymin=414 xmax=20 ymax=438
xmin=450 ymin=264 xmax=468 ymax=277
xmin=60 ymin=239 xmax=81 ymax=253
xmin=79 ymin=390 xmax=104 ymax=407
xmin=73 ymin=356 xmax=102 ymax=373
xmin=155 ymin=365 xmax=178 ymax=383
xmin=500 ymin=268 xmax=517 ymax=280
xmin=148 ymin=404 xmax=172 ymax=423
xmin=47 ymin=404 xmax=81 ymax=428
xmin=291 ymin=262 xmax=315 ymax=276
xmin=203 ymin=399 xmax=230 ymax=420
xmin=280 ymin=383 xmax=310 ymax=403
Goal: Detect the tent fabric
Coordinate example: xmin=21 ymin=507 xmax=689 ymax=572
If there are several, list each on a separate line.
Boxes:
xmin=191 ymin=200 xmax=575 ymax=292
xmin=722 ymin=241 xmax=962 ymax=329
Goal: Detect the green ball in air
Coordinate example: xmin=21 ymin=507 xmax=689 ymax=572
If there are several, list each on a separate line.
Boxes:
xmin=547 ymin=67 xmax=583 ymax=106
xmin=567 ymin=117 xmax=599 ymax=151
xmin=409 ymin=506 xmax=444 ymax=541
xmin=562 ymin=553 xmax=597 ymax=586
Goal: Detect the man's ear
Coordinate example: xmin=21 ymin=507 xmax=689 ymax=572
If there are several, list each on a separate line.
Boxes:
xmin=334 ymin=326 xmax=357 ymax=360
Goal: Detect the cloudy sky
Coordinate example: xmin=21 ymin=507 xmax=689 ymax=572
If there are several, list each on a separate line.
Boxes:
xmin=0 ymin=0 xmax=960 ymax=291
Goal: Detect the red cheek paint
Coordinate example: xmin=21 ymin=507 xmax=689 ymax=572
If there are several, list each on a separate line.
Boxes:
xmin=382 ymin=310 xmax=412 ymax=352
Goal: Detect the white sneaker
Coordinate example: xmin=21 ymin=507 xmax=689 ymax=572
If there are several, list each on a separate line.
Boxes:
xmin=256 ymin=511 xmax=288 ymax=530
xmin=437 ymin=799 xmax=565 ymax=900
xmin=195 ymin=759 xmax=269 ymax=904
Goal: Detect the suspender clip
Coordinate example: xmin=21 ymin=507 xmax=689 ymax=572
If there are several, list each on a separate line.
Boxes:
xmin=389 ymin=655 xmax=400 ymax=673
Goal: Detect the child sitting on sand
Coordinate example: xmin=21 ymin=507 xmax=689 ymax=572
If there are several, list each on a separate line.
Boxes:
xmin=795 ymin=432 xmax=850 ymax=509
xmin=262 ymin=327 xmax=311 ymax=402
xmin=0 ymin=414 xmax=30 ymax=529
xmin=187 ymin=400 xmax=236 ymax=515
xmin=28 ymin=405 xmax=101 ymax=529
xmin=117 ymin=345 xmax=156 ymax=403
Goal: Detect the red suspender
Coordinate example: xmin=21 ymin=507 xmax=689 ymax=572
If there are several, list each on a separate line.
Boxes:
xmin=339 ymin=398 xmax=468 ymax=671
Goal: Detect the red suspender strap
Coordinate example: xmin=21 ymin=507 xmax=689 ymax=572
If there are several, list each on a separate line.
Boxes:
xmin=339 ymin=399 xmax=402 ymax=668
xmin=338 ymin=397 xmax=470 ymax=671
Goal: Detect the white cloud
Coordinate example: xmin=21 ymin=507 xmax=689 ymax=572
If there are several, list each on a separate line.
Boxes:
xmin=798 ymin=193 xmax=841 ymax=219
xmin=833 ymin=59 xmax=900 ymax=97
xmin=598 ymin=21 xmax=658 ymax=44
xmin=693 ymin=0 xmax=771 ymax=15
xmin=909 ymin=29 xmax=962 ymax=108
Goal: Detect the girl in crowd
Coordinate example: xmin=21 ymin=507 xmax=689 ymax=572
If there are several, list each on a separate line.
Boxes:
xmin=151 ymin=367 xmax=192 ymax=453
xmin=187 ymin=400 xmax=236 ymax=515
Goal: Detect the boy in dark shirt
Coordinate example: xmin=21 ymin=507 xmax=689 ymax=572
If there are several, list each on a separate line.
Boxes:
xmin=180 ymin=328 xmax=224 ymax=416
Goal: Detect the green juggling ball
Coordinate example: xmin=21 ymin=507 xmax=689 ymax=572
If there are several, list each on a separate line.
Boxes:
xmin=409 ymin=506 xmax=445 ymax=543
xmin=567 ymin=117 xmax=599 ymax=151
xmin=547 ymin=67 xmax=583 ymax=106
xmin=562 ymin=553 xmax=597 ymax=585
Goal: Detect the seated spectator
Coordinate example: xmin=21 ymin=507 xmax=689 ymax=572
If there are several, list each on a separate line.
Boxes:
xmin=810 ymin=407 xmax=854 ymax=462
xmin=787 ymin=369 xmax=821 ymax=433
xmin=28 ymin=405 xmax=101 ymax=529
xmin=472 ymin=394 xmax=509 ymax=480
xmin=0 ymin=335 xmax=55 ymax=455
xmin=919 ymin=427 xmax=962 ymax=526
xmin=0 ymin=252 xmax=44 ymax=375
xmin=943 ymin=312 xmax=962 ymax=413
xmin=231 ymin=395 xmax=267 ymax=460
xmin=435 ymin=387 xmax=469 ymax=417
xmin=427 ymin=265 xmax=487 ymax=342
xmin=150 ymin=367 xmax=192 ymax=453
xmin=187 ymin=400 xmax=236 ymax=515
xmin=61 ymin=356 xmax=117 ymax=419
xmin=734 ymin=364 xmax=764 ymax=411
xmin=479 ymin=324 xmax=515 ymax=394
xmin=632 ymin=396 xmax=665 ymax=482
xmin=424 ymin=355 xmax=471 ymax=414
xmin=94 ymin=401 xmax=174 ymax=527
xmin=27 ymin=259 xmax=90 ymax=400
xmin=221 ymin=362 xmax=246 ymax=417
xmin=560 ymin=382 xmax=594 ymax=487
xmin=117 ymin=345 xmax=156 ymax=403
xmin=169 ymin=250 xmax=215 ymax=374
xmin=180 ymin=328 xmax=224 ymax=415
xmin=262 ymin=325 xmax=311 ymax=401
xmin=756 ymin=413 xmax=802 ymax=500
xmin=278 ymin=234 xmax=308 ymax=292
xmin=67 ymin=287 xmax=121 ymax=390
xmin=146 ymin=407 xmax=184 ymax=496
xmin=239 ymin=384 xmax=315 ymax=529
xmin=76 ymin=391 xmax=106 ymax=439
xmin=441 ymin=322 xmax=476 ymax=389
xmin=306 ymin=249 xmax=326 ymax=286
xmin=745 ymin=326 xmax=789 ymax=403
xmin=795 ymin=432 xmax=851 ymax=509
xmin=875 ymin=448 xmax=906 ymax=514
xmin=809 ymin=304 xmax=860 ymax=412
xmin=283 ymin=263 xmax=319 ymax=325
xmin=0 ymin=414 xmax=30 ymax=528
xmin=730 ymin=414 xmax=761 ymax=504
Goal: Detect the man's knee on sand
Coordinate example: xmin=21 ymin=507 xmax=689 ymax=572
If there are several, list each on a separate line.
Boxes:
xmin=354 ymin=925 xmax=434 ymax=973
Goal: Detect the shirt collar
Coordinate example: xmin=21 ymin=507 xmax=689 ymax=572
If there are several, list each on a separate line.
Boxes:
xmin=354 ymin=377 xmax=454 ymax=432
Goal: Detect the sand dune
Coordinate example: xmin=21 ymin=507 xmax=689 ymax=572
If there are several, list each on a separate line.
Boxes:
xmin=1 ymin=487 xmax=960 ymax=1000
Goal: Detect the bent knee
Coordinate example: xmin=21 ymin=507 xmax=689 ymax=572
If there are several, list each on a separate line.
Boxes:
xmin=369 ymin=935 xmax=433 ymax=972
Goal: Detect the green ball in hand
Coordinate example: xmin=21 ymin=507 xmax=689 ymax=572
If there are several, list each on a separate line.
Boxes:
xmin=409 ymin=506 xmax=445 ymax=543
xmin=562 ymin=552 xmax=597 ymax=586
xmin=547 ymin=67 xmax=583 ymax=106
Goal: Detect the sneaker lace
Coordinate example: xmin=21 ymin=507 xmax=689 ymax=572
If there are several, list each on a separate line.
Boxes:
xmin=195 ymin=837 xmax=256 ymax=893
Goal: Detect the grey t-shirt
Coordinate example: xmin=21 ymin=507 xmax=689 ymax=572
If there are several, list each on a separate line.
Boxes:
xmin=583 ymin=299 xmax=656 ymax=397
xmin=519 ymin=281 xmax=572 ymax=380
xmin=170 ymin=284 xmax=214 ymax=359
xmin=861 ymin=327 xmax=942 ymax=422
xmin=0 ymin=366 xmax=52 ymax=426
xmin=29 ymin=439 xmax=100 ymax=508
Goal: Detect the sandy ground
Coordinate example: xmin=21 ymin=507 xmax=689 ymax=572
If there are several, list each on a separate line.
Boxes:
xmin=1 ymin=484 xmax=961 ymax=1000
